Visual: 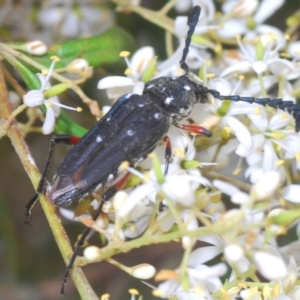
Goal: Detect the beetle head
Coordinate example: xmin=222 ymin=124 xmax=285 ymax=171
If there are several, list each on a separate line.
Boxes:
xmin=143 ymin=72 xmax=208 ymax=121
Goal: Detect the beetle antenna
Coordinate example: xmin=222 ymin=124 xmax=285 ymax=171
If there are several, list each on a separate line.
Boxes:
xmin=180 ymin=5 xmax=201 ymax=73
xmin=208 ymin=88 xmax=300 ymax=132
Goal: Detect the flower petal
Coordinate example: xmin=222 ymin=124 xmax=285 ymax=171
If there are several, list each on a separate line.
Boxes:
xmin=97 ymin=76 xmax=135 ymax=89
xmin=188 ymin=246 xmax=222 ymax=265
xmin=42 ymin=107 xmax=56 ymax=134
xmin=162 ymin=175 xmax=195 ymax=207
xmin=220 ymin=61 xmax=252 ymax=77
xmin=282 ymin=184 xmax=300 ymax=203
xmin=224 ymin=116 xmax=252 ymax=151
xmin=254 ymin=0 xmax=284 ymax=23
xmin=251 ymin=171 xmax=280 ymax=200
xmin=254 ymin=250 xmax=287 ymax=280
xmin=130 ymin=46 xmax=155 ymax=75
xmin=23 ymin=90 xmax=44 ymax=107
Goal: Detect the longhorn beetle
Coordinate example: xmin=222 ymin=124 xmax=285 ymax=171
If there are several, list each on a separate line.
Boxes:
xmin=26 ymin=5 xmax=300 ymax=295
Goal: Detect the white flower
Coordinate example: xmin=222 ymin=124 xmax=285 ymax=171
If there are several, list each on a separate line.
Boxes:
xmin=191 ymin=77 xmax=255 ymax=152
xmin=157 ymin=260 xmax=226 ymax=298
xmin=251 ymin=171 xmax=280 ymax=200
xmin=213 ymin=180 xmax=249 ymax=205
xmin=38 ymin=0 xmax=114 ymax=38
xmin=23 ymin=59 xmax=79 ymax=134
xmin=159 ymin=2 xmax=216 ymax=77
xmin=218 ymin=0 xmax=285 ymax=42
xmin=162 ymin=175 xmax=196 ymax=206
xmin=221 ymin=38 xmax=297 ymax=78
xmin=235 ymin=108 xmax=300 ymax=182
xmin=117 ymin=123 xmax=211 ymax=222
xmin=24 ymin=75 xmax=60 ymax=134
xmin=98 ymin=47 xmax=155 ymax=99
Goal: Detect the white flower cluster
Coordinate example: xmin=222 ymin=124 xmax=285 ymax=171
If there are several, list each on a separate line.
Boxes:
xmin=25 ymin=0 xmax=299 ymax=299
xmin=92 ymin=1 xmax=300 ymax=299
xmin=0 ymin=0 xmax=114 ymax=44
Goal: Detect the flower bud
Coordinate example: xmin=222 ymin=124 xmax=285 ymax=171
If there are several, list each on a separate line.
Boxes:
xmin=131 ymin=264 xmax=156 ymax=279
xmin=83 ymin=245 xmax=101 ymax=262
xmin=26 ymin=40 xmax=47 ymax=55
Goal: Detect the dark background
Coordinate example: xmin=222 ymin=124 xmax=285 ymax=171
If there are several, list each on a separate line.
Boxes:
xmin=0 ymin=0 xmax=299 ymax=299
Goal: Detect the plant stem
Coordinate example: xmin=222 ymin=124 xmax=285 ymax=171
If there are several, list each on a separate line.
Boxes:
xmin=78 ymin=217 xmax=267 ymax=267
xmin=112 ymin=0 xmax=175 ymax=34
xmin=0 ymin=62 xmax=99 ymax=300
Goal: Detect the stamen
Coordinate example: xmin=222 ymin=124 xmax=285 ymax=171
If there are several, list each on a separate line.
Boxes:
xmin=128 ymin=288 xmax=139 ymax=295
xmin=125 ymin=166 xmax=146 ymax=181
xmin=120 ymin=51 xmax=131 ymax=69
xmin=255 ymin=106 xmax=260 ymax=115
xmin=45 ymin=100 xmax=82 ymax=112
xmin=275 ymin=160 xmax=284 ymax=166
xmin=125 ymin=68 xmax=133 ymax=75
xmin=41 ymin=57 xmax=59 ymax=91
xmin=120 ymin=51 xmax=130 ymax=57
xmin=232 ymin=77 xmax=243 ymax=94
xmin=206 ymin=73 xmax=215 ymax=79
xmin=119 ymin=161 xmax=130 ymax=171
xmin=101 ymin=294 xmax=110 ymax=300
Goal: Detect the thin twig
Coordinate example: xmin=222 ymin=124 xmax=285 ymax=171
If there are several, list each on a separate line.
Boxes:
xmin=0 ymin=62 xmax=99 ymax=300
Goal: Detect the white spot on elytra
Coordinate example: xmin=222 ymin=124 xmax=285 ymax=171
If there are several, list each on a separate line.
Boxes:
xmin=146 ymin=84 xmax=154 ymax=89
xmin=96 ymin=135 xmax=103 ymax=143
xmin=154 ymin=113 xmax=160 ymax=119
xmin=164 ymin=96 xmax=174 ymax=105
xmin=136 ymin=157 xmax=144 ymax=163
xmin=184 ymin=85 xmax=191 ymax=91
xmin=95 ymin=183 xmax=102 ymax=190
xmin=179 ymin=106 xmax=191 ymax=116
xmin=107 ymin=174 xmax=114 ymax=181
xmin=106 ymin=117 xmax=111 ymax=122
xmin=138 ymin=103 xmax=144 ymax=107
xmin=161 ymin=87 xmax=166 ymax=92
xmin=127 ymin=129 xmax=134 ymax=136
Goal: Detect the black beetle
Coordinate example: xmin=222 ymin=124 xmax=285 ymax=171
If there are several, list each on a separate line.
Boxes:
xmin=26 ymin=5 xmax=300 ymax=294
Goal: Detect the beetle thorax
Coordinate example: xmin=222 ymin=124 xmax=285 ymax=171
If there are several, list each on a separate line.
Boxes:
xmin=143 ymin=73 xmax=208 ymax=121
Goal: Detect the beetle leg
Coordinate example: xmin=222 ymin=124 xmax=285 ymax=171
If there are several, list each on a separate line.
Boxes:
xmin=163 ymin=136 xmax=172 ymax=176
xmin=158 ymin=136 xmax=172 ymax=212
xmin=61 ymin=172 xmax=131 ymax=295
xmin=175 ymin=123 xmax=212 ymax=137
xmin=25 ymin=134 xmax=81 ymax=225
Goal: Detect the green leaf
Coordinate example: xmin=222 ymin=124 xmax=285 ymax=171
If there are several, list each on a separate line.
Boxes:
xmin=54 ymin=109 xmax=87 ymax=136
xmin=13 ymin=60 xmax=41 ymax=90
xmin=24 ymin=27 xmax=136 ymax=72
